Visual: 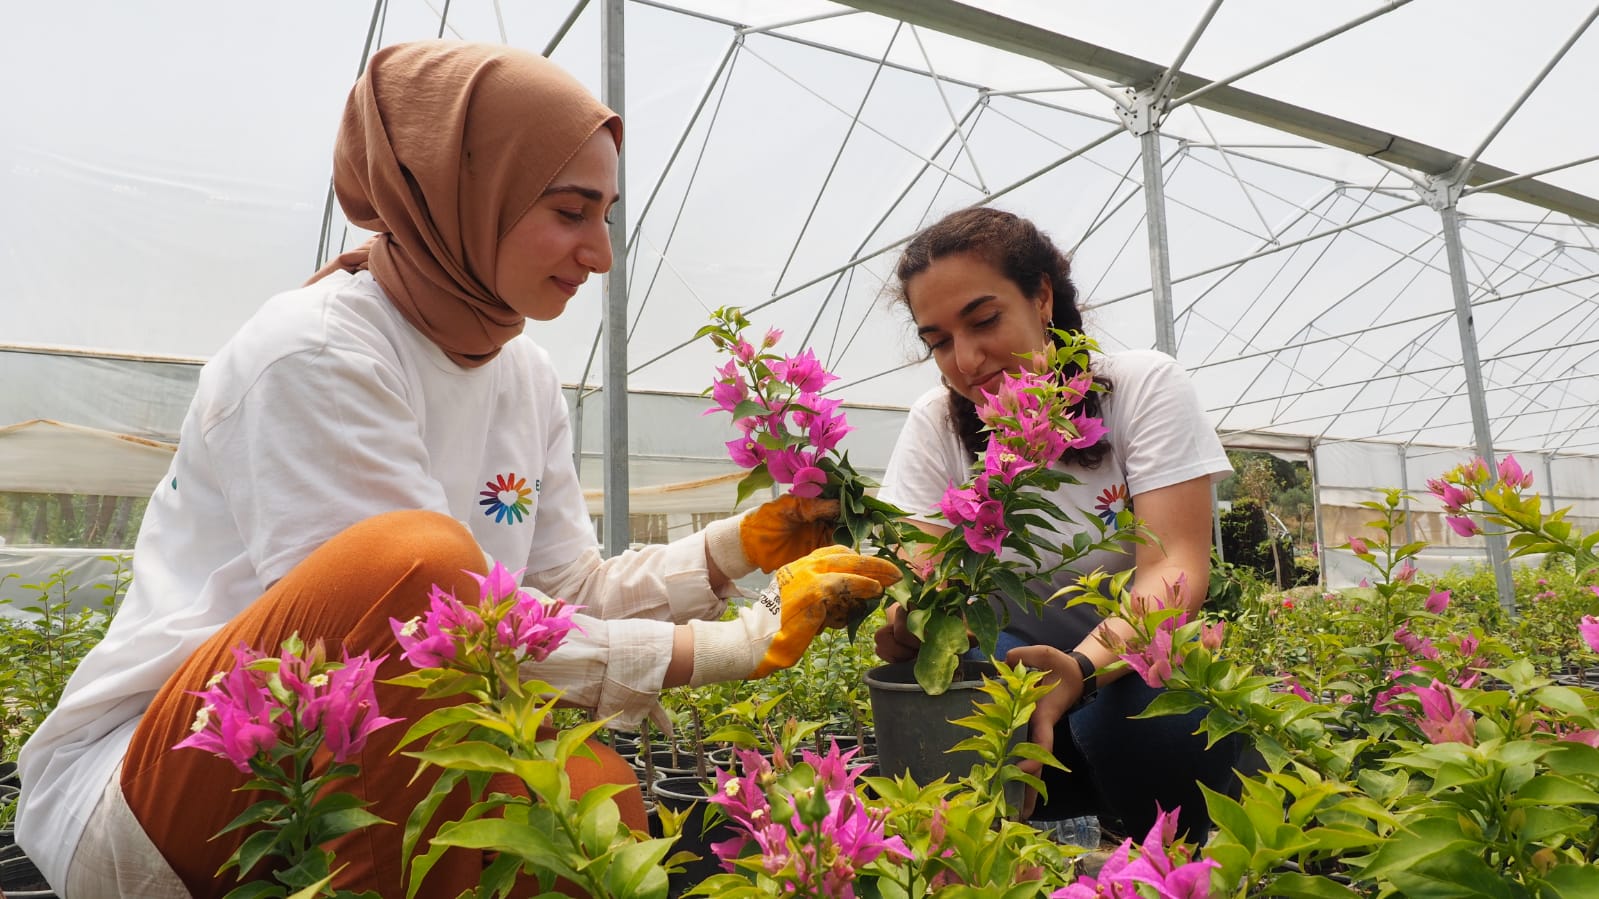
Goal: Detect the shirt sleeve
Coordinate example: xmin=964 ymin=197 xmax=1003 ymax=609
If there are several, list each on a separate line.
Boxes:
xmin=520 ymin=531 xmax=732 ymax=728
xmin=1108 ymin=351 xmax=1233 ymax=496
xmin=524 ymin=612 xmax=676 ymax=729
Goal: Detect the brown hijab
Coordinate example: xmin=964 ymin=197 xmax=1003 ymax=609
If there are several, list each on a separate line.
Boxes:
xmin=309 ymin=41 xmax=622 ymax=367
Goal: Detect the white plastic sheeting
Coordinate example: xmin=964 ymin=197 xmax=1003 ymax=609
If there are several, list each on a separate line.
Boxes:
xmin=1316 ymin=440 xmax=1599 ymax=586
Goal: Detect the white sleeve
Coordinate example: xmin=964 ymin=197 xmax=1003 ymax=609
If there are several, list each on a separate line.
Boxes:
xmin=520 ymin=531 xmax=733 ymax=729
xmin=876 ymin=392 xmax=969 ymax=524
xmin=1108 ymin=352 xmax=1233 ymax=496
xmin=201 ymin=346 xmax=452 ymax=585
xmin=524 ymin=613 xmax=676 ymax=729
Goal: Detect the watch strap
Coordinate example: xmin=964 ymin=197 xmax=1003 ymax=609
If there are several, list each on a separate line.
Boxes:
xmin=1067 ymin=650 xmax=1098 ymax=698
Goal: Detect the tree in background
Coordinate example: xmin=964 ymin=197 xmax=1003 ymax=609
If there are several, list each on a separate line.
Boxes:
xmin=0 ymin=493 xmax=146 ymax=548
xmin=1217 ymin=451 xmax=1317 ymax=588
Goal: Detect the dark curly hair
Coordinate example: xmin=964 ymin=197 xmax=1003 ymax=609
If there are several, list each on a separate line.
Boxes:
xmin=894 ymin=206 xmax=1109 ymax=468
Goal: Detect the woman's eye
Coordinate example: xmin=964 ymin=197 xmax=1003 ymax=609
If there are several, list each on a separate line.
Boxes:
xmin=973 ymin=314 xmax=1000 ymax=330
xmin=925 ymin=337 xmax=949 ymax=353
xmin=558 ymin=209 xmax=585 ymax=223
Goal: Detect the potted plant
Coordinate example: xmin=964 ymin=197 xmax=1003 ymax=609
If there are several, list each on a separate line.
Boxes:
xmin=702 ymin=308 xmax=1144 ymax=788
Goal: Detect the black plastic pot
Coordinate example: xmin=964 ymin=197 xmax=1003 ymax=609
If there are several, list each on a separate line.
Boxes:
xmin=0 ymin=844 xmax=55 ymax=898
xmin=651 ymin=775 xmax=732 ymax=899
xmin=633 ymin=750 xmax=700 ymax=780
xmin=0 ymin=761 xmax=18 ymax=789
xmin=865 ymin=659 xmax=1003 ymax=785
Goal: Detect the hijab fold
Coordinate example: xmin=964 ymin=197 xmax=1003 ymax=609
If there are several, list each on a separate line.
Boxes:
xmin=308 ymin=41 xmax=621 ymax=367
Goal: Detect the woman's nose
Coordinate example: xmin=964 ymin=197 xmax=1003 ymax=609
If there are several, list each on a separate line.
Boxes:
xmin=578 ymin=225 xmax=613 ymax=274
xmin=955 ymin=338 xmax=983 ymax=375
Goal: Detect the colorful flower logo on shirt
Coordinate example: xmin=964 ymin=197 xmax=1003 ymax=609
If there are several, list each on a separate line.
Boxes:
xmin=1095 ymin=483 xmax=1129 ymax=526
xmin=480 ymin=473 xmax=533 ymax=525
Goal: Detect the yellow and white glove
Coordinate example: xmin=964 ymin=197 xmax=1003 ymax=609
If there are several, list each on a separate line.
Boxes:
xmin=705 ymin=494 xmax=840 ymax=578
xmin=689 ymin=546 xmax=901 ymax=686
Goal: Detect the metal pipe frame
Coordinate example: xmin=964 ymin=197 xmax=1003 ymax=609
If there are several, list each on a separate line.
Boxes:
xmin=601 ymin=0 xmax=630 ymax=557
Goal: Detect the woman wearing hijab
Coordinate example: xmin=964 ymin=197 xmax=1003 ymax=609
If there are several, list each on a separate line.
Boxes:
xmin=16 ymin=41 xmax=897 ymax=898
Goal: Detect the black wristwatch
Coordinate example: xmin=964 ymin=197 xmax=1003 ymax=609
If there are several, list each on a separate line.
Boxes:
xmin=1067 ymin=650 xmax=1098 ymax=701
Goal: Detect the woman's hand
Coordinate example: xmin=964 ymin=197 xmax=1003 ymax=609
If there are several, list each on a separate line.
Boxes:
xmin=1004 ymin=644 xmax=1084 ymax=819
xmin=872 ymin=602 xmax=922 ymax=663
xmin=739 ymin=494 xmax=841 ymax=573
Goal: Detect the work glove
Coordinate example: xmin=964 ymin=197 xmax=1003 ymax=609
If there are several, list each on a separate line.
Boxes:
xmin=704 ymin=494 xmax=841 ymax=577
xmin=689 ymin=546 xmax=901 ymax=686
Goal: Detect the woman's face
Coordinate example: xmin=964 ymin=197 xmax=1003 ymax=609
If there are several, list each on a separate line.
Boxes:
xmin=905 ymin=251 xmax=1052 ymax=404
xmin=494 ymin=128 xmax=619 ymax=321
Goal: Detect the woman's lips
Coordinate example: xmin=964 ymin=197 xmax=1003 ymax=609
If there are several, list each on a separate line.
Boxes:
xmin=970 ymin=372 xmax=1002 ymax=393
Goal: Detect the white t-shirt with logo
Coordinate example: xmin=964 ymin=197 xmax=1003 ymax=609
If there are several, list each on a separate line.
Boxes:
xmin=18 ymin=271 xmax=722 ymax=889
xmin=876 ymin=349 xmax=1232 ymax=651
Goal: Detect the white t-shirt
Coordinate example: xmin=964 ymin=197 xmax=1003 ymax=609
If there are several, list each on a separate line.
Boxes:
xmin=18 ymin=272 xmax=724 ymax=890
xmin=876 ymin=349 xmax=1231 ymax=651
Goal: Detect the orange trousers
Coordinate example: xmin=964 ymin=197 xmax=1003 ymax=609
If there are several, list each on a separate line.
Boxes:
xmin=120 ymin=510 xmax=648 ymax=898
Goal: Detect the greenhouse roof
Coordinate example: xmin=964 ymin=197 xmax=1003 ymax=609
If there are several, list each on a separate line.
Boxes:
xmin=4 ymin=0 xmax=1597 ymax=505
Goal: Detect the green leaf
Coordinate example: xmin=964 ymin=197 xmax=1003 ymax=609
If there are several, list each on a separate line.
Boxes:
xmin=964 ymin=599 xmax=999 ymax=657
xmin=577 ymin=787 xmax=623 ymax=854
xmin=601 ymin=838 xmax=676 ymax=899
xmin=1265 ymin=872 xmax=1363 ymax=898
xmin=1518 ymin=805 xmax=1589 ymax=844
xmin=1511 ymin=774 xmax=1599 ymax=807
xmin=1544 ymin=743 xmax=1599 ymax=779
xmin=408 ymin=741 xmax=520 ymax=776
xmin=216 ymin=799 xmax=289 ymax=836
xmin=433 ymin=817 xmax=573 ymax=878
xmin=1302 ymin=824 xmax=1383 ymax=853
xmin=734 ymin=466 xmax=775 ymax=508
xmin=307 ymin=808 xmax=389 ymax=845
xmin=914 ymin=612 xmax=970 ymax=695
xmin=1204 ymin=787 xmax=1260 ymax=852
xmin=392 ymin=704 xmax=484 ymax=751
xmin=1532 ymin=685 xmax=1590 ymax=716
xmin=231 ymin=828 xmax=284 ymax=880
xmin=1542 ymin=863 xmax=1599 ymax=898
xmin=1358 ymin=817 xmax=1514 ymax=899
xmin=221 ymin=882 xmax=288 ymax=899
xmin=1135 ymin=689 xmax=1208 ymax=718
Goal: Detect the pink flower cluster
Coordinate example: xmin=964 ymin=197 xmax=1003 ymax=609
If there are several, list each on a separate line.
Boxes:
xmin=937 ymin=472 xmax=1008 ymax=555
xmin=1409 ymin=680 xmax=1476 ymax=746
xmin=1120 ymin=575 xmax=1195 ymax=689
xmin=1051 ymin=806 xmax=1218 ymax=899
xmin=175 ymin=644 xmax=398 ymax=773
xmin=935 ymin=368 xmax=1106 ymax=555
xmin=1427 ymin=454 xmax=1532 ymax=538
xmin=390 ymin=562 xmax=583 ymax=671
xmin=709 ymin=331 xmax=851 ymax=499
xmin=974 ymin=369 xmax=1104 ymax=469
xmin=709 ymin=743 xmax=909 ymax=898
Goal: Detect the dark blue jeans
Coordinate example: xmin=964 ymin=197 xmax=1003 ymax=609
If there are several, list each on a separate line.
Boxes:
xmin=975 ymin=636 xmax=1252 ymax=841
xmin=1036 ymin=673 xmax=1249 ymax=841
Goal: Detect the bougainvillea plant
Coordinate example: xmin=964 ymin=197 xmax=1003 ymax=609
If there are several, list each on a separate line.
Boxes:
xmin=703 ymin=307 xmax=1141 ymax=693
xmin=1078 ymin=459 xmax=1599 ymax=898
xmin=174 ymin=635 xmax=400 ymax=899
xmin=387 ymin=561 xmax=680 ymax=899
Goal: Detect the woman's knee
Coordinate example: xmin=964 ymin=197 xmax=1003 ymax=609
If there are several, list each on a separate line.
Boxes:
xmin=325 ymin=510 xmax=485 ymax=584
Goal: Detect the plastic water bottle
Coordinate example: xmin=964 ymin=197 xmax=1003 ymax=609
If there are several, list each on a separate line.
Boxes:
xmin=1031 ymin=815 xmax=1101 ymax=848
